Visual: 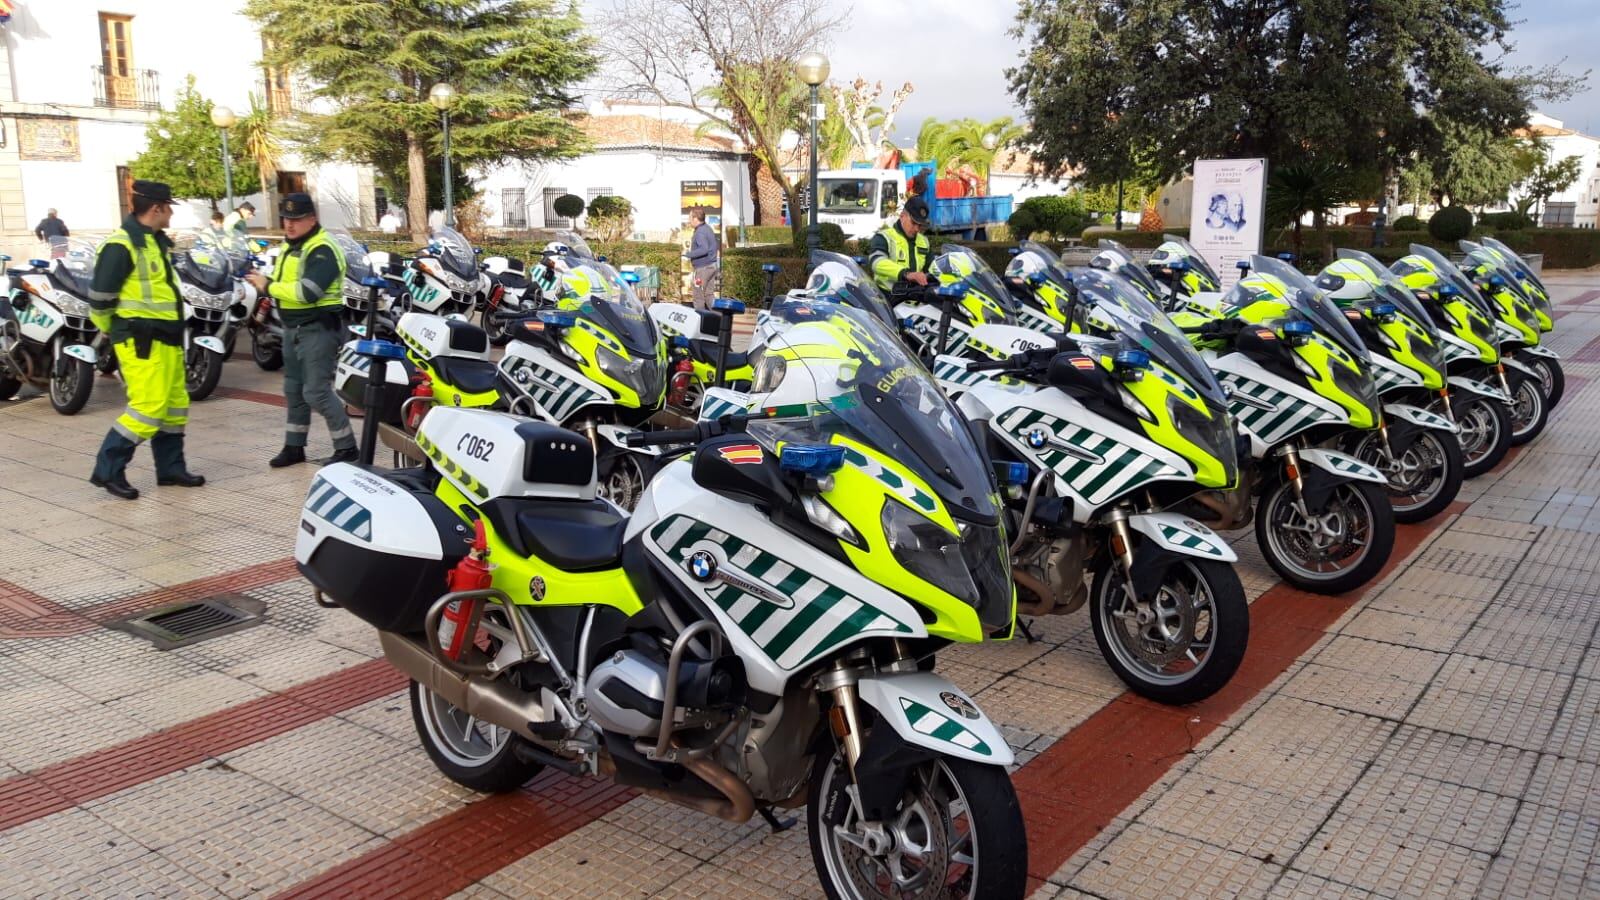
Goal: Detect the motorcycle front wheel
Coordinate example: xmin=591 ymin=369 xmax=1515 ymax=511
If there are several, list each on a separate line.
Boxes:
xmin=1506 ymin=376 xmax=1548 ymax=446
xmin=185 ymin=346 xmax=224 ymax=401
xmin=808 ymin=745 xmax=1026 ymax=900
xmin=50 ymin=356 xmax=94 ymax=415
xmin=1453 ymin=395 xmax=1511 ymax=477
xmin=1526 ymin=354 xmax=1564 ymax=407
xmin=1089 ymin=555 xmax=1248 ymax=704
xmin=251 ymin=330 xmax=283 ymax=371
xmin=1257 ymin=477 xmax=1395 ymax=595
xmin=1352 ymin=428 xmax=1464 ymax=523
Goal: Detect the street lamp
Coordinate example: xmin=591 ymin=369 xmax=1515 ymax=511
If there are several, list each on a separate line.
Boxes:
xmin=429 ymin=82 xmax=457 ymax=228
xmin=796 ymin=51 xmax=829 ymax=256
xmin=981 ymin=132 xmax=998 ymax=196
xmin=211 ymin=105 xmax=237 ymax=215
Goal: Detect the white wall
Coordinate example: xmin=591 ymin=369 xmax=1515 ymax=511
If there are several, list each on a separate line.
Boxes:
xmin=473 ymin=151 xmax=756 ymax=240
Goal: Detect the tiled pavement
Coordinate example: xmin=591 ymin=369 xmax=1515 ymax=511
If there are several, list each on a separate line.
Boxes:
xmin=2 ymin=275 xmax=1599 ymax=898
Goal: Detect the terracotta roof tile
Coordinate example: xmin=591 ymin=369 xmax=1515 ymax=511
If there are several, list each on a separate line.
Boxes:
xmin=580 ymin=114 xmax=736 ymax=151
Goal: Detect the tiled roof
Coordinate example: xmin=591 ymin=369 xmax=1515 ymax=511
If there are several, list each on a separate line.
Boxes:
xmin=580 ymin=114 xmax=736 ymax=152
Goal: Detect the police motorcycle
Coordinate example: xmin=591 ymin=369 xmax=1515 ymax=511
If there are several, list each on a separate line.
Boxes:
xmin=937 ymin=268 xmax=1249 ymax=703
xmin=479 ymin=255 xmax=533 ymax=347
xmin=650 ymin=265 xmax=780 ymax=418
xmin=894 ymin=245 xmax=1020 ymax=360
xmin=1147 ymin=234 xmax=1223 ymax=302
xmin=1168 ymin=255 xmax=1398 ymax=595
xmin=496 ymin=254 xmax=670 ymax=510
xmin=238 ymin=238 xmax=290 ymax=371
xmin=398 ymin=226 xmax=491 ymax=319
xmin=1310 ymin=251 xmax=1465 ymax=522
xmin=169 ymin=231 xmax=246 ymax=401
xmin=1460 ymin=239 xmax=1563 ymax=408
xmin=1477 ymin=235 xmax=1556 ymax=334
xmin=0 ymin=244 xmax=102 ymax=413
xmin=299 ymin=293 xmax=1029 ymax=900
xmin=1392 ymin=245 xmax=1547 ymax=447
xmin=327 ymin=231 xmax=403 ymax=340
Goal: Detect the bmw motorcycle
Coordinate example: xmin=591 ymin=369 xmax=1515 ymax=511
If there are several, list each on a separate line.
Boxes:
xmin=1459 ymin=239 xmax=1563 ymax=408
xmin=398 ymin=226 xmax=490 ymax=319
xmin=299 ymin=294 xmax=1028 ymax=899
xmin=0 ymin=245 xmax=102 ymax=414
xmin=171 ymin=232 xmax=249 ymax=400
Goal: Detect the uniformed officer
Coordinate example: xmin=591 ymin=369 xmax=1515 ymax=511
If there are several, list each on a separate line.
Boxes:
xmin=86 ymin=180 xmax=204 ymax=499
xmin=244 ymin=192 xmax=355 ymax=467
xmin=867 ymin=195 xmax=933 ymax=292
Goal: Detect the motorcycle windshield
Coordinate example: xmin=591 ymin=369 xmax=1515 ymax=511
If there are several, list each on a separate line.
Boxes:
xmin=180 ymin=234 xmax=236 ymax=294
xmin=754 ymin=294 xmax=999 ymax=523
xmin=555 ymin=230 xmax=596 ymax=261
xmin=429 ymin=227 xmax=478 ymax=281
xmin=810 ymin=250 xmax=899 ymax=331
xmin=1404 ymin=243 xmax=1494 ymax=318
xmin=1479 ymin=235 xmax=1547 ymax=296
xmin=1162 ymin=234 xmax=1221 ymax=286
xmin=1017 ymin=240 xmax=1078 ymax=292
xmin=328 ymin=231 xmax=374 ymax=285
xmin=54 ymin=240 xmax=98 ymax=296
xmin=1250 ymin=255 xmax=1370 ymax=363
xmin=557 ymin=256 xmax=658 ymax=356
xmin=935 ymin=244 xmax=1018 ymax=318
xmin=1334 ymin=248 xmax=1437 ymax=337
xmin=1071 ymin=267 xmax=1228 ymax=406
xmin=1096 ymin=239 xmax=1167 ymax=301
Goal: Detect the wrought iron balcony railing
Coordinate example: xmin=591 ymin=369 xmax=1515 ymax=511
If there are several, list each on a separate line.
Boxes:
xmin=93 ymin=65 xmax=161 ymax=111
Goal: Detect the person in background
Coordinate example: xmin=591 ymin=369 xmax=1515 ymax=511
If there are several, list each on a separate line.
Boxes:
xmin=867 ymin=196 xmax=932 ymax=292
xmin=379 ymin=209 xmax=402 ymax=234
xmin=35 ymin=208 xmax=70 ymax=258
xmin=245 ymin=192 xmax=356 ymax=468
xmin=85 ymin=181 xmax=204 ymax=500
xmin=684 ymin=207 xmax=720 ymax=310
xmin=222 ymin=201 xmax=255 ymax=234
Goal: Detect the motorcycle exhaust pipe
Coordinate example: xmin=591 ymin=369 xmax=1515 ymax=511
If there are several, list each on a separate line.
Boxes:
xmin=377 ymin=630 xmax=549 ymax=744
xmin=640 ymin=739 xmax=756 ymax=824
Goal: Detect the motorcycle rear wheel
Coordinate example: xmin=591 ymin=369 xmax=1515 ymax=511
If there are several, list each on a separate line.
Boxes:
xmin=251 ymin=331 xmax=283 ymax=371
xmin=808 ymin=745 xmax=1026 ymax=900
xmin=409 ymin=680 xmax=543 ymax=794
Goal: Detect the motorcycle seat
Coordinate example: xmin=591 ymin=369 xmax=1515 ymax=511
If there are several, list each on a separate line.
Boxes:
xmin=686 ymin=339 xmax=749 ymax=370
xmin=481 ymin=497 xmax=625 ymax=572
xmin=496 ymin=271 xmax=530 ymax=290
xmin=430 ymin=356 xmax=501 ymax=394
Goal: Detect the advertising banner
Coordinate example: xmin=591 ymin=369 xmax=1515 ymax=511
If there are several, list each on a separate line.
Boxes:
xmin=1189 ymin=159 xmax=1267 ymax=290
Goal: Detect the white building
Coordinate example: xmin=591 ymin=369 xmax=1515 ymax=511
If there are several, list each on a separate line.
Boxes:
xmin=0 ymin=0 xmax=376 ymax=260
xmin=1514 ymin=114 xmax=1600 ymax=229
xmin=472 ymin=101 xmax=763 ymax=242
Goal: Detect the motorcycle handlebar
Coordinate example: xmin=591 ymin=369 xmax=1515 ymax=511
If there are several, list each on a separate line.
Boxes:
xmin=622 ymin=413 xmax=754 ymax=448
xmin=966 ymin=356 xmax=1022 ymax=372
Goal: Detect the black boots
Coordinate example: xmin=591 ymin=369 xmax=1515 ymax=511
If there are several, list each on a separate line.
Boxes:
xmin=89 ymin=474 xmax=140 ymax=500
xmin=320 ymin=447 xmax=359 ymax=465
xmin=270 ymin=446 xmax=307 ymax=468
xmin=152 ymin=432 xmax=203 ymax=487
xmin=157 ymin=472 xmax=206 ymax=487
xmin=90 ymin=430 xmax=140 ymax=500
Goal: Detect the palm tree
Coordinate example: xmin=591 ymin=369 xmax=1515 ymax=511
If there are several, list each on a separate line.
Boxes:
xmin=233 ymin=93 xmax=284 ymax=220
xmin=1265 ymin=161 xmax=1356 ymax=260
xmin=912 ymin=116 xmax=1027 ymax=182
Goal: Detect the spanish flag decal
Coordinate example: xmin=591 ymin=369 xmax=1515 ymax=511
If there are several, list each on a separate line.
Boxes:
xmin=718 ymin=443 xmax=764 ymax=465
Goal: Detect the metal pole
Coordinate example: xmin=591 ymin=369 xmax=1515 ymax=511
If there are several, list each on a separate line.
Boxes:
xmin=441 ymin=109 xmax=454 ymax=228
xmin=221 ymin=128 xmax=235 ymax=213
xmin=806 ymin=83 xmax=819 ymax=255
xmin=739 ymin=155 xmax=748 ymax=246
xmin=1115 ymin=178 xmax=1123 ymax=231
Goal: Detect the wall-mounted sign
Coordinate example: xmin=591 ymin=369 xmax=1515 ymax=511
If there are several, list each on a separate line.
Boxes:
xmin=1189 ymin=158 xmax=1267 ymax=289
xmin=19 ymin=118 xmax=81 ymax=161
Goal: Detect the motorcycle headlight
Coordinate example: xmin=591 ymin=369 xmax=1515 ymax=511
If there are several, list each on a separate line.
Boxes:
xmin=882 ymin=499 xmax=979 ymax=607
xmin=596 ymin=344 xmax=663 ymax=400
xmin=1169 ymin=395 xmax=1237 ymax=480
xmin=55 ymin=296 xmax=91 ymax=317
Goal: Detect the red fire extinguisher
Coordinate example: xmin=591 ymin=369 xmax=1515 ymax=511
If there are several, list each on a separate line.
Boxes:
xmin=667 ymin=358 xmax=695 ymax=408
xmin=437 ymin=519 xmax=492 ymax=661
xmin=405 ymin=371 xmax=434 ymax=432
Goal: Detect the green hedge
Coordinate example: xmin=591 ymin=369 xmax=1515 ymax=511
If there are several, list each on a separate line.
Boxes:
xmin=739 ymin=225 xmax=796 ymax=245
xmin=1079 ymin=227 xmax=1191 ymax=247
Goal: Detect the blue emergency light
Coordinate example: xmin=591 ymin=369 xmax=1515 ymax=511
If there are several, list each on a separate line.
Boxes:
xmin=779 ymin=445 xmax=846 ymax=477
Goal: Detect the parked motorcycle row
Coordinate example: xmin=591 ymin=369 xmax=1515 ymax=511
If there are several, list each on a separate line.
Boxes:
xmin=298 ymin=227 xmax=1563 ymax=899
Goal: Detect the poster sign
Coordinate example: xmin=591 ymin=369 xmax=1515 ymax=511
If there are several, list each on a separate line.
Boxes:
xmin=1189 ymin=158 xmax=1266 ymax=290
xmin=19 ymin=118 xmax=81 ymax=161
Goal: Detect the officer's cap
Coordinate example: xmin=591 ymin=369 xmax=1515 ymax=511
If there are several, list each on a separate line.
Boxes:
xmin=131 ymin=180 xmax=176 ymax=205
xmin=279 ymin=192 xmax=317 ymax=220
xmin=904 ymin=196 xmax=931 ymax=227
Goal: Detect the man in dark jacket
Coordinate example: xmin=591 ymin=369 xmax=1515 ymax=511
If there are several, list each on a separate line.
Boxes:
xmin=684 ymin=207 xmax=720 ymax=309
xmin=35 ymin=208 xmax=69 ymax=256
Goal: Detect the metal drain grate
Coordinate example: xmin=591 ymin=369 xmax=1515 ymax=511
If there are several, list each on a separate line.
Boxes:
xmin=110 ymin=594 xmax=267 ymax=650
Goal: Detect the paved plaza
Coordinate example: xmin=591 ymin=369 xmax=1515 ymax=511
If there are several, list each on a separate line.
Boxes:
xmin=2 ymin=272 xmax=1599 ymax=898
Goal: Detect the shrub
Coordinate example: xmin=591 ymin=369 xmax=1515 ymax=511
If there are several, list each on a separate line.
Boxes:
xmin=552 ymin=193 xmax=586 ymax=220
xmin=1479 ymin=211 xmax=1533 ymax=231
xmin=1428 ymin=205 xmax=1474 ymax=242
xmin=585 ymin=195 xmax=634 ymax=243
xmin=1009 ymin=194 xmax=1091 ymax=240
xmin=742 ymin=225 xmax=794 ymax=245
xmin=790 ymin=222 xmax=848 ymax=253
xmin=1391 ymin=215 xmax=1424 ymax=231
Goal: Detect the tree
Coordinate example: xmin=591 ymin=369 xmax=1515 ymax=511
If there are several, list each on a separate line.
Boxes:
xmin=911 ymin=116 xmax=1028 ymax=184
xmin=1520 ymin=154 xmax=1584 ymax=223
xmin=247 ymin=0 xmax=598 ymax=243
xmin=602 ymin=0 xmax=831 ymax=242
xmin=586 ymin=195 xmax=634 ymax=242
xmin=1264 ymin=161 xmax=1358 ymax=259
xmin=233 ymin=93 xmax=284 ymax=215
xmin=1008 ymin=0 xmax=1587 ymax=193
xmin=1432 ymin=125 xmax=1542 ymax=210
xmin=130 ymin=77 xmax=263 ymax=209
xmin=827 ymin=78 xmax=913 ymax=168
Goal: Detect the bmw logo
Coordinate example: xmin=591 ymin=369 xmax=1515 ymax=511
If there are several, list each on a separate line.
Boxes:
xmin=1027 ymin=429 xmax=1048 ymax=449
xmin=688 ymin=550 xmax=717 ymax=581
xmin=513 ymin=365 xmax=533 ymax=385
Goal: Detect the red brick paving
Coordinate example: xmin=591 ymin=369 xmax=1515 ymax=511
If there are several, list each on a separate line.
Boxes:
xmin=212 ymin=385 xmax=289 ymax=407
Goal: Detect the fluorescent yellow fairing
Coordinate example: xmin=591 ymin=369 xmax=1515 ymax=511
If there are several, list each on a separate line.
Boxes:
xmin=1117 ymin=358 xmax=1236 ymax=488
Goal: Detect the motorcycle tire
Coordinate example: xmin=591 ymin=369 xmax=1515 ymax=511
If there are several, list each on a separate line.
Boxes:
xmin=1256 ymin=477 xmax=1394 ymax=596
xmin=186 ymin=345 xmax=225 ymax=402
xmin=1355 ymin=428 xmax=1464 ymax=524
xmin=1507 ymin=376 xmax=1548 ymax=447
xmin=1456 ymin=396 xmax=1511 ymax=478
xmin=808 ymin=743 xmax=1027 ymax=900
xmin=408 ymin=680 xmax=543 ymax=794
xmin=49 ymin=357 xmax=94 ymax=415
xmin=251 ymin=331 xmax=283 ymax=372
xmin=1089 ymin=555 xmax=1248 ymax=705
xmin=483 ymin=308 xmax=513 ymax=347
xmin=1526 ymin=355 xmax=1564 ymax=409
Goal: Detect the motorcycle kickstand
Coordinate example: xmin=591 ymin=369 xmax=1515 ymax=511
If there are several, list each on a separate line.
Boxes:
xmin=757 ymin=806 xmax=797 ymax=834
xmin=1016 ymin=617 xmax=1040 ymax=644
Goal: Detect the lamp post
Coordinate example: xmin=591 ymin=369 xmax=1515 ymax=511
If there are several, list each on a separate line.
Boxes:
xmin=981 ymin=131 xmax=998 ymax=196
xmin=796 ymin=51 xmax=829 ymax=256
xmin=429 ymin=82 xmax=457 ymax=228
xmin=211 ymin=105 xmax=237 ymax=214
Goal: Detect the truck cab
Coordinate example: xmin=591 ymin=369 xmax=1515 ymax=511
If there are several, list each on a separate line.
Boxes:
xmin=810 ymin=160 xmax=1013 ymax=241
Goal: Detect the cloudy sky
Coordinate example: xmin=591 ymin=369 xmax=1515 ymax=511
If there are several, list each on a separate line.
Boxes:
xmin=587 ymin=0 xmax=1597 ymax=138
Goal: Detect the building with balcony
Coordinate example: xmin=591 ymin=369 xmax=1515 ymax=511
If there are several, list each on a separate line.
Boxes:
xmin=0 ymin=1 xmax=377 ymax=260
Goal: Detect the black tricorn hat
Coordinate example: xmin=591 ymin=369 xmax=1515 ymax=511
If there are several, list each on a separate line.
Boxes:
xmin=279 ymin=192 xmax=317 ymax=219
xmin=131 ymin=180 xmax=176 ymax=204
